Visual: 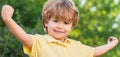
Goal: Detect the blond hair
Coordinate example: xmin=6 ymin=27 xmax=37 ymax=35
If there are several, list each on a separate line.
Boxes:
xmin=42 ymin=0 xmax=79 ymax=28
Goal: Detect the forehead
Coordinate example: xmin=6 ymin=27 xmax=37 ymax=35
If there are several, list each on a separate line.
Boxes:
xmin=49 ymin=17 xmax=72 ymax=23
xmin=50 ymin=9 xmax=74 ymax=23
xmin=45 ymin=0 xmax=75 ymax=22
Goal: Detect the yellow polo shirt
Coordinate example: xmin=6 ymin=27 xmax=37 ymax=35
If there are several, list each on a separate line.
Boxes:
xmin=23 ymin=34 xmax=95 ymax=57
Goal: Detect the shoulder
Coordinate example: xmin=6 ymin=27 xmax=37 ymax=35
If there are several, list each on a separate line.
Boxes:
xmin=29 ymin=34 xmax=45 ymax=38
xmin=28 ymin=34 xmax=47 ymax=42
xmin=68 ymin=38 xmax=95 ymax=54
xmin=69 ymin=38 xmax=95 ymax=49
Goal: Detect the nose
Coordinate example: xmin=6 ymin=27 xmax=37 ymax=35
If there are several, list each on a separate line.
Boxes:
xmin=57 ymin=22 xmax=64 ymax=29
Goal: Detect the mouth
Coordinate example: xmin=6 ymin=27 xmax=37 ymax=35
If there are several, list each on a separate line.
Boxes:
xmin=54 ymin=29 xmax=65 ymax=33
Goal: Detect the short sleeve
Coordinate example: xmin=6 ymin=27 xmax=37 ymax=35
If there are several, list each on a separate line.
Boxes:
xmin=23 ymin=34 xmax=41 ymax=56
xmin=82 ymin=44 xmax=95 ymax=57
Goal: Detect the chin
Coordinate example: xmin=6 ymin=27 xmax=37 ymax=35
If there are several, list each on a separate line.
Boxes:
xmin=54 ymin=35 xmax=66 ymax=39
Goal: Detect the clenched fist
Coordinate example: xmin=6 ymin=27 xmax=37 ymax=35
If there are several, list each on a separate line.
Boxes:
xmin=1 ymin=5 xmax=14 ymax=21
xmin=107 ymin=36 xmax=118 ymax=49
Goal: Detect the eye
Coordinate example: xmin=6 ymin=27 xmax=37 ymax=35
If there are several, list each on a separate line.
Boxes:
xmin=53 ymin=19 xmax=58 ymax=22
xmin=64 ymin=22 xmax=70 ymax=24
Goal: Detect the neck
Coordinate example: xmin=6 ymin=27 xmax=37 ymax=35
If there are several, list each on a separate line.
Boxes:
xmin=55 ymin=37 xmax=66 ymax=43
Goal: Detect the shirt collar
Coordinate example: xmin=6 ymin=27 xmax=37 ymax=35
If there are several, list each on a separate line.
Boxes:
xmin=44 ymin=34 xmax=71 ymax=45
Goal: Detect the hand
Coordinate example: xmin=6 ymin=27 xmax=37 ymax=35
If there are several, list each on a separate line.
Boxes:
xmin=1 ymin=5 xmax=14 ymax=21
xmin=107 ymin=36 xmax=118 ymax=48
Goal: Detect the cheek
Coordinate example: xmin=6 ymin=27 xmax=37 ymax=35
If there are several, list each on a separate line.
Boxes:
xmin=66 ymin=26 xmax=72 ymax=32
xmin=47 ymin=22 xmax=57 ymax=29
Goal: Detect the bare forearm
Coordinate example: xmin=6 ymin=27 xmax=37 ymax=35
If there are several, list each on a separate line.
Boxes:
xmin=3 ymin=18 xmax=29 ymax=43
xmin=94 ymin=37 xmax=118 ymax=57
xmin=1 ymin=5 xmax=32 ymax=48
xmin=94 ymin=44 xmax=112 ymax=57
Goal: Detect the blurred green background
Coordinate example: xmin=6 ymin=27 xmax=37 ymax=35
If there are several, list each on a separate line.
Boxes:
xmin=0 ymin=0 xmax=120 ymax=57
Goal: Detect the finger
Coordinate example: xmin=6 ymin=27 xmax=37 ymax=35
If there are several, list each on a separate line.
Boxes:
xmin=109 ymin=37 xmax=118 ymax=41
xmin=109 ymin=38 xmax=115 ymax=41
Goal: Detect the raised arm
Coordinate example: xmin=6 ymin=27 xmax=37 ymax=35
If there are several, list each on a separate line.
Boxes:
xmin=1 ymin=5 xmax=32 ymax=48
xmin=94 ymin=36 xmax=118 ymax=57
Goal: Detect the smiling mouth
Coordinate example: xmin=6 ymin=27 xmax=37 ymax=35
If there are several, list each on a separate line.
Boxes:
xmin=54 ymin=30 xmax=64 ymax=33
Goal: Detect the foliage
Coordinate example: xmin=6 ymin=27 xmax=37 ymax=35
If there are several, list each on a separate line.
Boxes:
xmin=0 ymin=0 xmax=120 ymax=57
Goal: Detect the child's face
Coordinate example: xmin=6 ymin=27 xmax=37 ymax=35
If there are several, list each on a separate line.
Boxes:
xmin=45 ymin=18 xmax=72 ymax=41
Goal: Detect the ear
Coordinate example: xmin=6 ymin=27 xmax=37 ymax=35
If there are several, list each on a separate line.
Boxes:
xmin=45 ymin=23 xmax=48 ymax=27
xmin=44 ymin=23 xmax=48 ymax=34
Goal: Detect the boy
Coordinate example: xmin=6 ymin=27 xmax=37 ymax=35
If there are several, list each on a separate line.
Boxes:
xmin=1 ymin=0 xmax=118 ymax=57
